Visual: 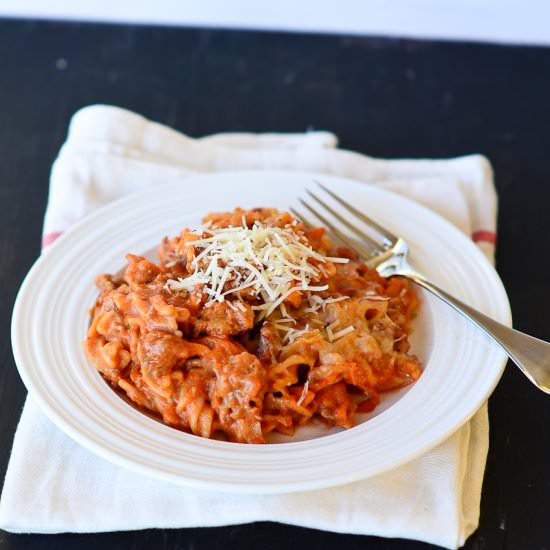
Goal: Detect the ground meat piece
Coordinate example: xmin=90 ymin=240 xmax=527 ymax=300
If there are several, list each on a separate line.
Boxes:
xmin=257 ymin=323 xmax=282 ymax=364
xmin=137 ymin=330 xmax=207 ymax=395
xmin=193 ymin=301 xmax=254 ymax=337
xmin=316 ymin=382 xmax=356 ymax=428
xmin=210 ymin=351 xmax=267 ymax=443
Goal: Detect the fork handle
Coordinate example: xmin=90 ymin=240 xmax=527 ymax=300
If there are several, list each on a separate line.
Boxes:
xmin=401 ymin=271 xmax=550 ymax=394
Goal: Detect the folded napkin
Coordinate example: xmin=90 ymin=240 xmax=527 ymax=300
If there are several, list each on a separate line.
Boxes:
xmin=1 ymin=105 xmax=498 ymax=549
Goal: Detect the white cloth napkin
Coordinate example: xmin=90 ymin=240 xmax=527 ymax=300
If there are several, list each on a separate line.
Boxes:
xmin=1 ymin=105 xmax=499 ymax=549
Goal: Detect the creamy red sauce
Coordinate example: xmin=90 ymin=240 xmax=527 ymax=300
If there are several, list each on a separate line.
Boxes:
xmin=85 ymin=208 xmax=421 ymax=443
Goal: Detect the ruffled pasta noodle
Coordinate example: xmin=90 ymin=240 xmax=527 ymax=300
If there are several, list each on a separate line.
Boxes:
xmin=85 ymin=207 xmax=422 ymax=443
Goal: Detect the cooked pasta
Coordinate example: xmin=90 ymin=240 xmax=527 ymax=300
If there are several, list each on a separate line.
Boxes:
xmin=85 ymin=207 xmax=421 ymax=443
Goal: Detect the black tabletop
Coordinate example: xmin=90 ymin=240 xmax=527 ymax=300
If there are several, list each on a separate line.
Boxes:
xmin=1 ymin=19 xmax=549 ymax=550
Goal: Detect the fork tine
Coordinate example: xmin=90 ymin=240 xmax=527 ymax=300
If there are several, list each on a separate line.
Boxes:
xmin=316 ymin=181 xmax=397 ymax=246
xmin=298 ymin=199 xmax=371 ymax=260
xmin=294 ymin=203 xmax=370 ymax=260
xmin=305 ymin=189 xmax=385 ymax=252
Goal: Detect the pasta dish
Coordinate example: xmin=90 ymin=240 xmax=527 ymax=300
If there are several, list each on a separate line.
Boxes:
xmin=85 ymin=208 xmax=421 ymax=443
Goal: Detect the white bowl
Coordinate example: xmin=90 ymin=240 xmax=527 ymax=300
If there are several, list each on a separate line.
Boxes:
xmin=11 ymin=171 xmax=510 ymax=493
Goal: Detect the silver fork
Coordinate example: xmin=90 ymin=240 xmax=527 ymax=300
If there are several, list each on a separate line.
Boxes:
xmin=291 ymin=182 xmax=550 ymax=394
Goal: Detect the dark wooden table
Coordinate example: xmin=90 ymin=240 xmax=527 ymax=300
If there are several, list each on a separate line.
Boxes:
xmin=1 ymin=19 xmax=549 ymax=550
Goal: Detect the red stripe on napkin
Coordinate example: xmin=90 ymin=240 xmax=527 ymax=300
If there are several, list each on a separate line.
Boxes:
xmin=472 ymin=230 xmax=497 ymax=245
xmin=42 ymin=231 xmax=62 ymax=249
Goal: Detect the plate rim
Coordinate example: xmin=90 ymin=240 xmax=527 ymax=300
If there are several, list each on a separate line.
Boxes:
xmin=11 ymin=169 xmax=511 ymax=493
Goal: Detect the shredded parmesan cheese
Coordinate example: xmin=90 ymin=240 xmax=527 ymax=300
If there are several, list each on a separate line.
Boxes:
xmin=283 ymin=326 xmax=315 ymax=344
xmin=296 ymin=380 xmax=309 ymax=407
xmin=332 ymin=325 xmax=355 ymax=340
xmin=166 ymin=222 xmax=348 ymax=320
xmin=324 ymin=296 xmax=350 ymax=305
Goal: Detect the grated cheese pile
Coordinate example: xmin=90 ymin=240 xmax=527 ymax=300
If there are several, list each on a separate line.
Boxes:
xmin=165 ymin=221 xmax=349 ymax=322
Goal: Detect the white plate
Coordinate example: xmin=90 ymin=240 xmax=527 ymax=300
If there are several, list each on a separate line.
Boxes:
xmin=11 ymin=171 xmax=511 ymax=494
